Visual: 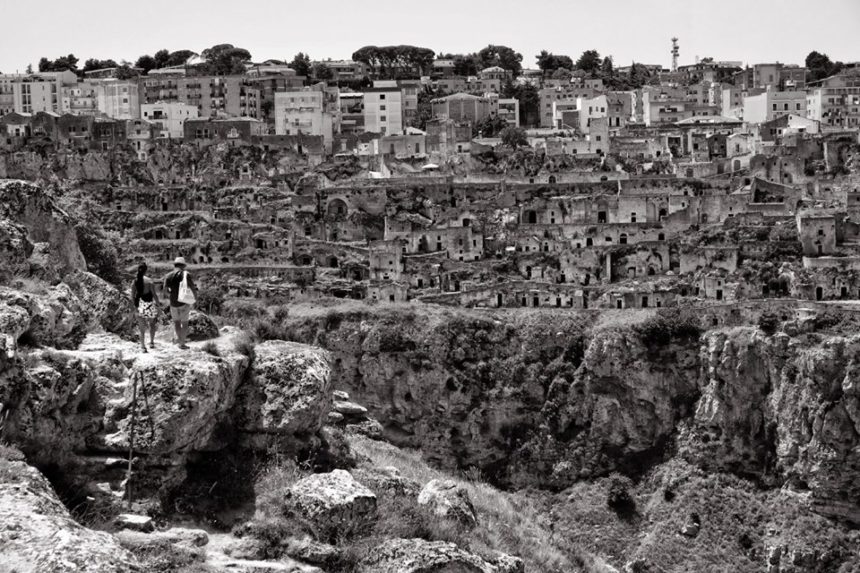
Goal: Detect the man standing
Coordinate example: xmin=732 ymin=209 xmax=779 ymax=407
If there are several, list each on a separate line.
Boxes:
xmin=162 ymin=257 xmax=198 ymax=349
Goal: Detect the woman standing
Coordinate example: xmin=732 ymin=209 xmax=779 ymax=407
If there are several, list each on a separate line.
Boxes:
xmin=131 ymin=263 xmax=161 ymax=352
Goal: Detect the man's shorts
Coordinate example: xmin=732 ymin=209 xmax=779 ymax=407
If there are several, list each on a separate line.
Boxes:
xmin=170 ymin=304 xmax=192 ymax=322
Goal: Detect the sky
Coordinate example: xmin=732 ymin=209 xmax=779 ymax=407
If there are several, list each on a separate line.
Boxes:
xmin=1 ymin=0 xmax=858 ymax=74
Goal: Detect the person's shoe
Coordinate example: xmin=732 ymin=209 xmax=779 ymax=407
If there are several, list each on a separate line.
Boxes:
xmin=178 ymin=344 xmax=189 ymax=350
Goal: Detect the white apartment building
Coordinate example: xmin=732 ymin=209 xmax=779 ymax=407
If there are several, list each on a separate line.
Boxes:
xmin=742 ymin=90 xmax=807 ymax=124
xmin=274 ymin=87 xmax=338 ymax=153
xmin=141 ymin=101 xmax=198 ymax=139
xmin=363 ymin=87 xmax=403 ymax=135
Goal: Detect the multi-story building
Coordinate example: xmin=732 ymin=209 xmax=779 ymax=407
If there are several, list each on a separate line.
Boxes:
xmin=363 ymin=86 xmax=403 ymax=135
xmin=140 ymin=101 xmax=199 ymax=139
xmin=496 ymin=97 xmax=519 ymax=126
xmin=734 ymin=63 xmax=808 ymax=90
xmin=431 ymin=93 xmax=497 ymax=125
xmin=98 ymin=80 xmax=140 ymax=119
xmin=3 ymin=71 xmax=78 ymax=115
xmin=433 ymin=76 xmax=501 ymax=95
xmin=273 ymin=85 xmax=339 ymax=152
xmin=806 ymin=70 xmax=860 ymax=128
xmin=139 ymin=73 xmax=302 ymax=120
xmin=539 ymin=86 xmax=597 ymax=128
xmin=742 ymin=90 xmax=807 ymax=124
xmin=313 ymin=60 xmax=367 ymax=82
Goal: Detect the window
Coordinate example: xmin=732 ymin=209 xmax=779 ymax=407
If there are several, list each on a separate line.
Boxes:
xmin=379 ymin=94 xmax=386 ymax=100
xmin=380 ymin=105 xmax=386 ymax=111
xmin=380 ymin=115 xmax=386 ymax=122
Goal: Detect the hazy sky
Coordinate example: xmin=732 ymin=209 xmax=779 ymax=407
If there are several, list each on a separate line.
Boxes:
xmin=1 ymin=0 xmax=857 ymax=73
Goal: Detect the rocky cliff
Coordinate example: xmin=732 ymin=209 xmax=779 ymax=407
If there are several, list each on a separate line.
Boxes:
xmin=282 ymin=306 xmax=860 ymax=526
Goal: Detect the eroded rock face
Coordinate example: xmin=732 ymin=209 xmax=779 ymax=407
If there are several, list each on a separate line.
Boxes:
xmin=357 ymin=538 xmax=515 ymax=573
xmin=0 ymin=449 xmax=141 ymax=572
xmin=286 ymin=469 xmax=377 ymax=539
xmin=0 ymin=179 xmax=86 ymax=275
xmin=234 ymin=340 xmax=332 ymax=444
xmin=1 ymin=331 xmax=333 ymax=507
xmin=418 ymin=479 xmax=478 ymax=528
xmin=681 ymin=328 xmax=860 ymax=524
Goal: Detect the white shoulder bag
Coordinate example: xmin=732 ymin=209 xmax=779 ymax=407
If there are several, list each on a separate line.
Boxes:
xmin=177 ymin=271 xmax=196 ymax=305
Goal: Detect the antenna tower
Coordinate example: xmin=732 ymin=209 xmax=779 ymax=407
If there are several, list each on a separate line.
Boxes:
xmin=671 ymin=37 xmax=679 ymax=72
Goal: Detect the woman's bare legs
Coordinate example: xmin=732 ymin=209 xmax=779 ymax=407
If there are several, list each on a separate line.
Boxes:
xmin=137 ymin=317 xmax=148 ymax=352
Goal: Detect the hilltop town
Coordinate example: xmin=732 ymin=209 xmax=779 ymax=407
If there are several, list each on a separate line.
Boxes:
xmin=1 ymin=41 xmax=860 ymax=573
xmin=2 ymin=44 xmax=859 ymax=315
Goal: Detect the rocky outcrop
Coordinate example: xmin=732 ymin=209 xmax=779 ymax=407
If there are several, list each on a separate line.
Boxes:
xmin=0 ymin=179 xmax=86 ymax=275
xmin=233 ymin=340 xmax=332 ymax=448
xmin=417 ymin=479 xmax=478 ymax=527
xmin=1 ymin=329 xmax=333 ymax=507
xmin=0 ymin=448 xmax=141 ymax=572
xmin=186 ymin=309 xmax=220 ymax=341
xmin=681 ymin=328 xmax=860 ymax=524
xmin=285 ymin=469 xmax=377 ymax=539
xmin=357 ymin=538 xmax=520 ymax=573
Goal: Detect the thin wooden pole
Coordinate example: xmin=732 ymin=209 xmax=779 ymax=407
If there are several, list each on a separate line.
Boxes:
xmin=126 ymin=372 xmax=138 ymax=511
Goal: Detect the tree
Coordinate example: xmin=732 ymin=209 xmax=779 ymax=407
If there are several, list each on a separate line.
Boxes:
xmin=575 ymin=50 xmax=602 ymax=76
xmin=135 ymin=54 xmax=157 ymax=74
xmin=198 ymin=44 xmax=252 ymax=75
xmin=290 ymin=52 xmax=312 ymax=78
xmin=601 ymin=55 xmax=614 ymax=77
xmin=473 ymin=115 xmax=509 ymax=138
xmin=25 ymin=64 xmax=33 ymax=74
xmin=352 ymin=45 xmax=435 ymax=79
xmin=452 ymin=54 xmax=479 ymax=76
xmin=537 ymin=51 xmax=574 ymax=76
xmin=551 ymin=68 xmax=573 ymax=80
xmin=477 ymin=45 xmax=523 ymax=76
xmin=500 ymin=126 xmax=528 ymax=148
xmin=312 ymin=62 xmax=334 ymax=81
xmin=82 ymin=58 xmax=119 ymax=74
xmin=38 ymin=54 xmax=79 ymax=72
xmin=806 ymin=50 xmax=843 ymax=82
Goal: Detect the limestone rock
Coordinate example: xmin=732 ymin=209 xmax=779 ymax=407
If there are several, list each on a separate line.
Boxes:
xmin=417 ymin=478 xmax=478 ymax=528
xmin=0 ymin=452 xmax=141 ymax=572
xmin=234 ymin=340 xmax=332 ymax=440
xmin=0 ymin=217 xmax=32 ymax=282
xmin=333 ymin=399 xmax=369 ymax=418
xmin=284 ymin=536 xmax=340 ymax=565
xmin=286 ymin=469 xmax=377 ymax=539
xmin=186 ymin=309 xmax=220 ymax=341
xmin=114 ymin=513 xmax=155 ymax=532
xmin=352 ymin=466 xmax=421 ymax=498
xmin=357 ymin=538 xmax=512 ymax=573
xmin=116 ymin=527 xmax=209 ymax=549
xmin=65 ymin=270 xmax=135 ymax=335
xmin=346 ymin=418 xmax=384 ymax=439
xmin=0 ymin=179 xmax=86 ymax=274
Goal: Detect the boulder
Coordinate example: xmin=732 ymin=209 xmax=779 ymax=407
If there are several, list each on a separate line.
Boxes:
xmin=417 ymin=479 xmax=478 ymax=528
xmin=333 ymin=399 xmax=369 ymax=418
xmin=0 ymin=450 xmax=141 ymax=572
xmin=0 ymin=284 xmax=89 ymax=349
xmin=286 ymin=469 xmax=377 ymax=539
xmin=352 ymin=466 xmax=420 ymax=498
xmin=64 ymin=270 xmax=135 ymax=335
xmin=114 ymin=513 xmax=155 ymax=532
xmin=284 ymin=536 xmax=340 ymax=566
xmin=358 ymin=538 xmax=512 ymax=573
xmin=186 ymin=309 xmax=219 ymax=341
xmin=346 ymin=418 xmax=385 ymax=440
xmin=234 ymin=340 xmax=332 ymax=442
xmin=116 ymin=527 xmax=209 ymax=549
xmin=0 ymin=179 xmax=86 ymax=274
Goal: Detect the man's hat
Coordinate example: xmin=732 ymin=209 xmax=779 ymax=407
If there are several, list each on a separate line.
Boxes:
xmin=174 ymin=256 xmax=187 ymax=266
